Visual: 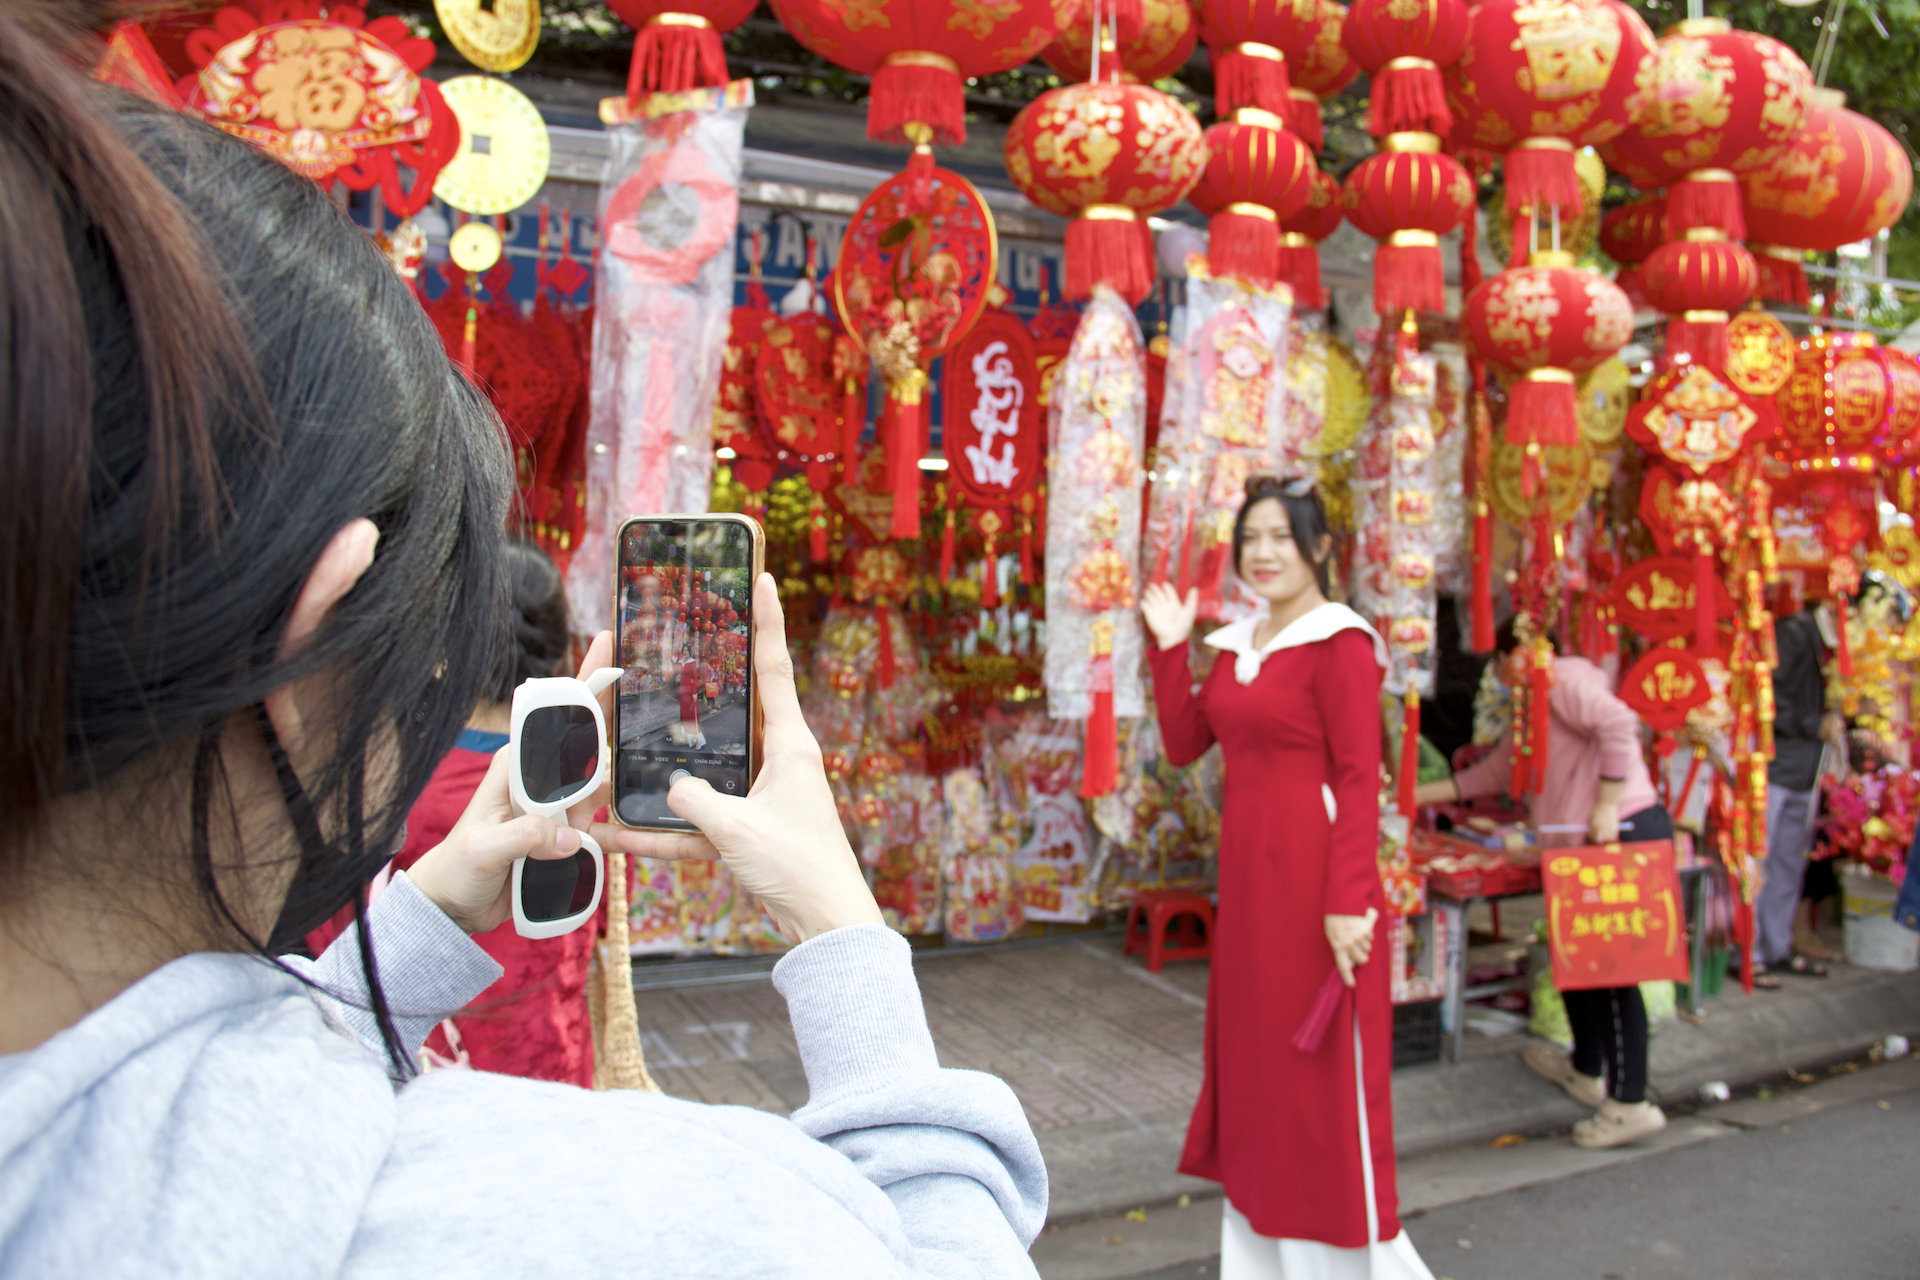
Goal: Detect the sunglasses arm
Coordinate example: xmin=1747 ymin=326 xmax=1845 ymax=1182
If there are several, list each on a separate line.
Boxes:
xmin=582 ymin=667 xmax=625 ymax=697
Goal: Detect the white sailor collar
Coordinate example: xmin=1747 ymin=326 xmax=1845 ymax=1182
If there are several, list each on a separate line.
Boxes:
xmin=1202 ymin=600 xmax=1389 ymax=685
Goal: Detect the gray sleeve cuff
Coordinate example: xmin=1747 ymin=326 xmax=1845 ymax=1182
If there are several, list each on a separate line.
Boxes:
xmin=282 ymin=871 xmax=503 ymax=1072
xmin=771 ymin=924 xmax=938 ymax=1104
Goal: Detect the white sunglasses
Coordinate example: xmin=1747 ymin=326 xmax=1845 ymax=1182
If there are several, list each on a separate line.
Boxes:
xmin=506 ymin=668 xmax=622 ymax=939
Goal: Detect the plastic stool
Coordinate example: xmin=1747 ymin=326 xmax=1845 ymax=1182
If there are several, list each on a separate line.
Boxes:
xmin=1122 ymin=888 xmax=1214 ymax=972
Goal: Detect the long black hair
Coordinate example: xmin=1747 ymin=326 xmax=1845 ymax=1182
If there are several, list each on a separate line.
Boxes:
xmin=2 ymin=4 xmax=510 ymax=1070
xmin=1233 ymin=476 xmax=1335 ymax=597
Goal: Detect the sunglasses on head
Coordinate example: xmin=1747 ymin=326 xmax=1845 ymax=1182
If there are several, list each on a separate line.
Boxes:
xmin=506 ymin=668 xmax=621 ymax=939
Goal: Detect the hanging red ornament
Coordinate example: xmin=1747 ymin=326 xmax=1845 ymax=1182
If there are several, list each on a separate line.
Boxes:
xmin=1278 ymin=164 xmax=1343 ymax=307
xmin=1340 ymin=132 xmax=1474 ymax=317
xmin=1340 ymin=0 xmax=1469 ymax=139
xmin=1044 ymin=0 xmax=1196 ymax=83
xmin=1284 ymin=0 xmax=1360 ymax=152
xmin=1639 ymin=231 xmax=1758 ymax=372
xmin=943 ymin=304 xmax=1044 ymax=508
xmin=607 ymin=0 xmax=755 ymax=103
xmin=1187 ymin=108 xmax=1315 ymax=286
xmin=1193 ymin=0 xmax=1317 ymax=120
xmin=1463 ymin=252 xmax=1634 ymax=450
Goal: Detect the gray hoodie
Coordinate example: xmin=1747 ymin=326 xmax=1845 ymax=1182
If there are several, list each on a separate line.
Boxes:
xmin=0 ymin=874 xmax=1046 ymax=1277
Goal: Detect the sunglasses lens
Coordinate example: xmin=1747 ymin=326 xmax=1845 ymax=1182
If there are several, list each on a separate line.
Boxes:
xmin=519 ymin=705 xmax=601 ymax=805
xmin=519 ymin=850 xmax=599 ymax=923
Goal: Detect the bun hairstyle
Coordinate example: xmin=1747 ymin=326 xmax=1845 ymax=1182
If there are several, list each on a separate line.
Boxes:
xmin=2 ymin=5 xmax=510 ymax=1066
xmin=495 ymin=536 xmax=573 ymax=702
xmin=1233 ymin=476 xmax=1334 ymax=596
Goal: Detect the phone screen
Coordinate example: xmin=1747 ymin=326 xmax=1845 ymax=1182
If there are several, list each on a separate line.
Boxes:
xmin=614 ymin=518 xmax=755 ymax=828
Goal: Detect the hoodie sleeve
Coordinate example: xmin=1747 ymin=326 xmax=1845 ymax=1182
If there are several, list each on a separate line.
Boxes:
xmin=282 ymin=871 xmax=502 ymax=1071
xmin=773 ymin=924 xmax=1048 ymax=1274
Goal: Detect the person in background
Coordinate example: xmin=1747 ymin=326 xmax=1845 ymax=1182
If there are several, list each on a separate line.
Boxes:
xmin=1414 ymin=617 xmax=1672 ymax=1150
xmin=1748 ymin=584 xmax=1830 ymax=984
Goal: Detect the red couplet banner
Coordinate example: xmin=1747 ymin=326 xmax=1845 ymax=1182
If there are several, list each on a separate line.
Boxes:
xmin=1543 ymin=840 xmax=1691 ymax=991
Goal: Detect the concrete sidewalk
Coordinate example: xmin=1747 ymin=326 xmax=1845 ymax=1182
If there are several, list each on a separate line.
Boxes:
xmin=628 ymin=926 xmax=1920 ymax=1229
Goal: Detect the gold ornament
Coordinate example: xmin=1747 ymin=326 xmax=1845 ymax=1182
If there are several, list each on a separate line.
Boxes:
xmin=1487 ymin=148 xmax=1608 ymax=262
xmin=448 ymin=220 xmax=503 ymax=272
xmin=434 ymin=76 xmax=551 ymax=215
xmin=1576 ymin=357 xmax=1629 ymax=448
xmin=1293 ymin=330 xmax=1370 ymax=455
xmin=435 ymin=0 xmax=541 ymax=73
xmin=1489 ymin=437 xmax=1591 ymax=526
xmin=1724 ymin=308 xmax=1797 ymax=397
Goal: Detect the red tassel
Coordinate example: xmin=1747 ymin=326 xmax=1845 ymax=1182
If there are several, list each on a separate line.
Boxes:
xmin=1458 ymin=199 xmax=1482 ymax=297
xmin=1693 ymin=544 xmax=1717 ymax=653
xmin=1752 ymin=249 xmax=1810 ymax=305
xmin=1287 ymin=91 xmax=1324 ymax=153
xmin=1398 ymin=690 xmax=1421 ymax=818
xmin=1067 ymin=211 xmax=1155 ymax=304
xmin=1665 ymin=314 xmax=1731 ymax=373
xmin=1019 ymin=508 xmax=1035 ymax=586
xmin=1502 ymin=145 xmax=1583 ymax=219
xmin=1734 ymin=897 xmax=1755 ymax=994
xmin=627 ymin=21 xmax=729 ymax=102
xmin=1212 ymin=45 xmax=1291 ymax=117
xmin=810 ymin=491 xmax=828 ymax=563
xmin=1080 ymin=689 xmax=1118 ymax=798
xmin=982 ymin=543 xmax=1000 ymax=609
xmin=939 ymin=506 xmax=955 ymax=584
xmin=886 ymin=393 xmax=924 ymax=540
xmin=1528 ymin=659 xmax=1553 ymax=795
xmin=1472 ymin=505 xmax=1494 ymax=651
xmin=1207 ymin=209 xmax=1279 ymax=286
xmin=1666 ymin=175 xmax=1745 ymax=239
xmin=842 ymin=379 xmax=863 ymax=466
xmin=1368 ymin=65 xmax=1452 ymax=138
xmin=1277 ymin=238 xmax=1324 ymax=308
xmin=874 ymin=605 xmax=896 ymax=690
xmin=1837 ymin=592 xmax=1853 ymax=677
xmin=1373 ymin=242 xmax=1445 ymax=317
xmin=1507 ymin=373 xmax=1579 ymax=448
xmin=868 ymin=60 xmax=965 ymax=147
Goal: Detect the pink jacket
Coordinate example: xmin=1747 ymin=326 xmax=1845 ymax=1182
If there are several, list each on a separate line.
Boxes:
xmin=1454 ymin=656 xmax=1659 ymax=830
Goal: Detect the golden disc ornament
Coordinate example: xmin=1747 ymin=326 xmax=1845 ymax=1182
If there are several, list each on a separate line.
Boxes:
xmin=1725 ymin=308 xmax=1797 ymax=397
xmin=1576 ymin=357 xmax=1630 ymax=448
xmin=436 ymin=0 xmax=541 ymax=72
xmin=449 ymin=220 xmax=504 ymax=272
xmin=1296 ymin=332 xmax=1370 ymax=455
xmin=434 ymin=76 xmax=551 ymax=215
xmin=1490 ymin=439 xmax=1591 ymax=526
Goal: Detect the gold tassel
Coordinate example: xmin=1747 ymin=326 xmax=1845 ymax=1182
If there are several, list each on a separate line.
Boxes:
xmin=592 ymin=849 xmax=661 ymax=1093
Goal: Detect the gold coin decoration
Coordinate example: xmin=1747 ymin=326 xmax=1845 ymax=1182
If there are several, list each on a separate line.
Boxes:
xmin=433 ymin=76 xmax=551 ymax=215
xmin=1576 ymin=357 xmax=1630 ymax=448
xmin=1489 ymin=437 xmax=1592 ymax=527
xmin=435 ymin=0 xmax=542 ymax=72
xmin=449 ymin=220 xmax=504 ymax=272
xmin=1487 ymin=148 xmax=1608 ymax=263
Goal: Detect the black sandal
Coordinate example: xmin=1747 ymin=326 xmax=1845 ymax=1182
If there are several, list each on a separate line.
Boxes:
xmin=1779 ymin=954 xmax=1829 ymax=978
xmin=1751 ymin=969 xmax=1783 ymax=990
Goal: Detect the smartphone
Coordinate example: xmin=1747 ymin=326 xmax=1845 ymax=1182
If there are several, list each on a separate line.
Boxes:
xmin=612 ymin=514 xmax=764 ymax=830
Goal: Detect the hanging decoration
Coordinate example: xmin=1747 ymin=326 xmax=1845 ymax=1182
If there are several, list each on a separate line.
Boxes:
xmin=1004 ymin=77 xmax=1209 ymax=305
xmin=755 ymin=313 xmax=857 ymax=467
xmin=1192 ymin=0 xmax=1317 ymax=121
xmin=1044 ymin=0 xmax=1196 ymax=83
xmin=1045 ymin=288 xmax=1148 ymax=799
xmin=435 ymin=0 xmax=542 ymax=72
xmin=435 ymin=76 xmax=553 ymax=216
xmin=714 ymin=235 xmax=781 ymax=491
xmin=945 ymin=304 xmax=1045 ymax=511
xmin=1385 ymin=328 xmax=1440 ymax=816
xmin=1639 ymin=231 xmax=1757 ymax=373
xmin=1724 ymin=308 xmax=1797 ymax=399
xmin=178 ymin=5 xmax=460 ymax=217
xmin=1283 ymin=0 xmax=1361 ymax=153
xmin=833 ymin=158 xmax=998 ymax=541
xmin=1187 ymin=108 xmax=1315 ymax=287
xmin=1279 ymin=164 xmax=1343 ymax=308
xmin=1741 ymin=87 xmax=1915 ymax=306
xmin=1486 ymin=148 xmax=1608 ymax=266
xmin=608 ymin=0 xmax=756 ymax=102
xmin=93 ymin=20 xmax=185 ymax=106
xmin=1598 ymin=194 xmax=1667 ymax=309
xmin=1339 ymin=0 xmax=1469 ymax=140
xmin=568 ymin=80 xmax=751 ymax=632
xmin=1340 ymin=131 xmax=1474 ymax=318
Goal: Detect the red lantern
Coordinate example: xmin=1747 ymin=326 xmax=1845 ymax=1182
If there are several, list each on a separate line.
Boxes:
xmin=607 ymin=0 xmax=756 ymax=101
xmin=1778 ymin=333 xmax=1920 ymax=472
xmin=1640 ymin=231 xmax=1757 ymax=372
xmin=1742 ymin=87 xmax=1915 ymax=305
xmin=1005 ymin=80 xmax=1209 ymax=304
xmin=1598 ymin=19 xmax=1812 ymax=238
xmin=1340 ymin=0 xmax=1469 ymax=138
xmin=1340 ymin=132 xmax=1474 ymax=317
xmin=1599 ymin=196 xmax=1667 ymax=267
xmin=1193 ymin=0 xmax=1319 ymax=122
xmin=769 ymin=0 xmax=1066 ymax=145
xmin=1280 ymin=164 xmax=1342 ymax=306
xmin=1187 ymin=109 xmax=1314 ymax=286
xmin=1044 ymin=0 xmax=1196 ymax=84
xmin=1285 ymin=0 xmax=1360 ymax=152
xmin=1462 ymin=251 xmax=1634 ymax=448
xmin=1447 ymin=0 xmax=1656 ymax=222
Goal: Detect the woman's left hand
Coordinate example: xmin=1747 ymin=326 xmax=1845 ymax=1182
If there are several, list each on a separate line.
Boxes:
xmin=1325 ymin=909 xmax=1379 ymax=988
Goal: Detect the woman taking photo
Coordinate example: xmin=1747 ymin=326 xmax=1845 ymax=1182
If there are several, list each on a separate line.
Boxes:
xmin=0 ymin=6 xmax=1041 ymax=1274
xmin=1142 ymin=479 xmax=1434 ymax=1279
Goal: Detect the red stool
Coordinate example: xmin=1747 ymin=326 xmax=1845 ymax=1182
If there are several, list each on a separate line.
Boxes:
xmin=1122 ymin=888 xmax=1214 ymax=973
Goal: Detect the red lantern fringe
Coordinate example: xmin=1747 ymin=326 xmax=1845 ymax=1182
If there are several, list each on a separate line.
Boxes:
xmin=1081 ymin=687 xmax=1118 ymax=798
xmin=1398 ymin=690 xmax=1420 ymax=818
xmin=1666 ymin=176 xmax=1745 ymax=240
xmin=1208 ymin=209 xmax=1279 ymax=286
xmin=1213 ymin=46 xmax=1291 ymax=118
xmin=1065 ymin=212 xmax=1155 ymax=304
xmin=1501 ymin=146 xmax=1582 ymax=220
xmin=869 ymin=61 xmax=965 ymax=147
xmin=886 ymin=395 xmax=923 ymax=540
xmin=627 ymin=21 xmax=729 ymax=102
xmin=1507 ymin=374 xmax=1579 ymax=448
xmin=1472 ymin=504 xmax=1494 ymax=651
xmin=1288 ymin=92 xmax=1324 ymax=153
xmin=874 ymin=605 xmax=896 ymax=689
xmin=1836 ymin=592 xmax=1853 ymax=677
xmin=1368 ymin=65 xmax=1451 ymax=139
xmin=1693 ymin=544 xmax=1717 ymax=653
xmin=1753 ymin=252 xmax=1809 ymax=305
xmin=1665 ymin=315 xmax=1730 ymax=373
xmin=1278 ymin=240 xmax=1324 ymax=307
xmin=1373 ymin=242 xmax=1444 ymax=317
